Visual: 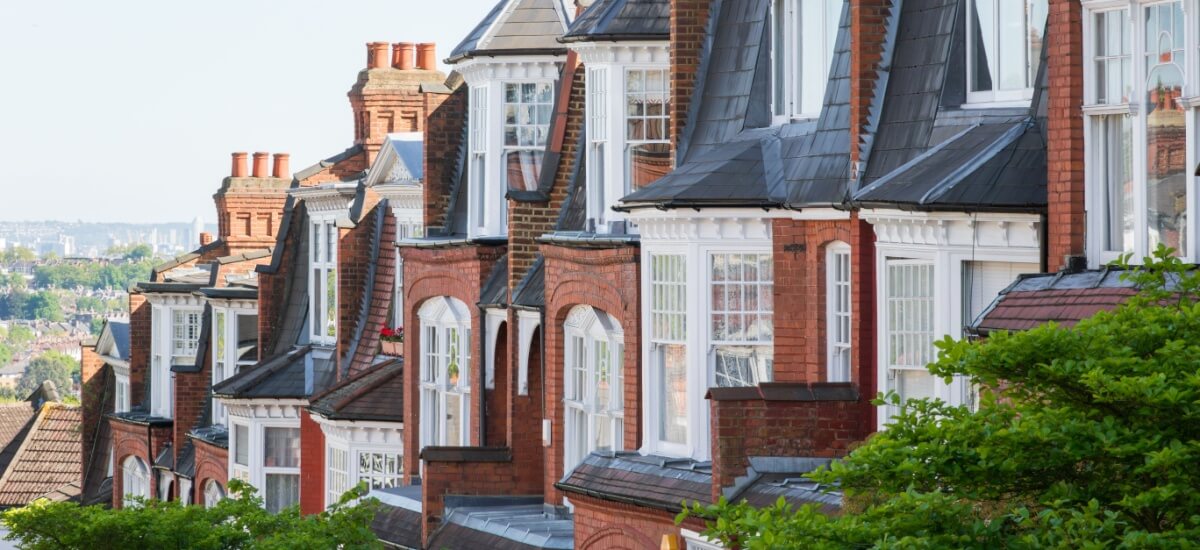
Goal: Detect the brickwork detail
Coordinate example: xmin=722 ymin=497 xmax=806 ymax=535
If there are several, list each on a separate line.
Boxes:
xmin=571 ymin=493 xmax=703 ymax=550
xmin=670 ymin=0 xmax=713 ymax=162
xmin=191 ymin=438 xmax=228 ymax=506
xmin=110 ymin=419 xmax=171 ymax=508
xmin=299 ymin=409 xmax=326 ymax=515
xmin=421 ymin=86 xmax=467 ymax=231
xmin=1046 ymin=0 xmax=1085 ymax=268
xmin=421 ymin=454 xmax=542 ymax=545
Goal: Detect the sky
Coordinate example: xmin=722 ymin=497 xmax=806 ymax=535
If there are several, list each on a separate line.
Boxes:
xmin=0 ymin=0 xmax=500 ymax=224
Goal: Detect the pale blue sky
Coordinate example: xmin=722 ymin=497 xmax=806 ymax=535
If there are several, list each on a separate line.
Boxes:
xmin=0 ymin=0 xmax=499 ymax=223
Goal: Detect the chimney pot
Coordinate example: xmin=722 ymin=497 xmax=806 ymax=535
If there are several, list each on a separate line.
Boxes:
xmin=252 ymin=152 xmax=269 ymax=178
xmin=367 ymin=42 xmax=390 ymax=69
xmin=199 ymin=232 xmax=214 ymax=247
xmin=272 ymin=153 xmax=290 ymax=179
xmin=416 ymin=43 xmax=437 ymax=70
xmin=394 ymin=42 xmax=416 ymax=70
xmin=231 ymin=152 xmax=248 ymax=178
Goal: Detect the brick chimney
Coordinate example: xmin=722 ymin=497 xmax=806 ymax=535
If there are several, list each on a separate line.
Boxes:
xmin=252 ymin=152 xmax=269 ymax=178
xmin=199 ymin=232 xmax=214 ymax=247
xmin=849 ymin=0 xmax=891 ymax=167
xmin=231 ymin=152 xmax=248 ymax=178
xmin=367 ymin=41 xmax=390 ymax=69
xmin=394 ymin=42 xmax=416 ymax=70
xmin=272 ymin=153 xmax=290 ymax=179
xmin=416 ymin=43 xmax=437 ymax=70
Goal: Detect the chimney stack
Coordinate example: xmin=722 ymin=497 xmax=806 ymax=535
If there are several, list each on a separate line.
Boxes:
xmin=199 ymin=232 xmax=214 ymax=247
xmin=367 ymin=42 xmax=390 ymax=69
xmin=393 ymin=42 xmax=415 ymax=70
xmin=272 ymin=153 xmax=290 ymax=179
xmin=231 ymin=152 xmax=248 ymax=178
xmin=252 ymin=152 xmax=269 ymax=178
xmin=416 ymin=43 xmax=436 ymax=70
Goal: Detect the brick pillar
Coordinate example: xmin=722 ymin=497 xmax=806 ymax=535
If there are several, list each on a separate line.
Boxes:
xmin=299 ymin=410 xmax=326 ymax=515
xmin=850 ymin=0 xmax=891 ymax=166
xmin=128 ymin=293 xmax=150 ymax=406
xmin=79 ymin=344 xmax=106 ymax=493
xmin=669 ymin=0 xmax=714 ymax=163
xmin=421 ymin=86 xmax=467 ymax=231
xmin=1046 ymin=0 xmax=1085 ymax=269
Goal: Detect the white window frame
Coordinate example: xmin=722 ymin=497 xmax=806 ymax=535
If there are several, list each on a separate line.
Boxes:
xmin=501 ymin=81 xmax=553 ymax=193
xmin=317 ymin=421 xmax=405 ymax=509
xmin=114 ymin=369 xmax=130 ymax=413
xmin=418 ymin=297 xmax=473 ymax=449
xmin=563 ymin=306 xmax=625 ymax=472
xmin=203 ymin=479 xmax=225 ymax=508
xmin=354 ymin=449 xmax=404 ymax=492
xmin=770 ymin=0 xmax=842 ymax=121
xmin=327 ymin=443 xmax=350 ymax=507
xmin=212 ymin=304 xmax=258 ymax=426
xmin=624 ymin=68 xmax=671 ymax=197
xmin=826 ymin=242 xmax=852 ymax=382
xmin=965 ymin=0 xmax=1049 ymax=105
xmin=121 ymin=455 xmax=150 ymax=505
xmin=260 ymin=423 xmax=301 ymax=513
xmin=880 ymin=258 xmax=938 ymax=421
xmin=708 ymin=252 xmax=775 ymax=388
xmin=640 ymin=234 xmax=774 ymax=461
xmin=309 ymin=217 xmax=338 ymax=345
xmin=587 ymin=66 xmax=610 ymax=228
xmin=230 ymin=421 xmax=251 ymax=483
xmin=150 ymin=303 xmax=202 ymax=419
xmin=1084 ymin=0 xmax=1196 ymax=266
xmin=469 ymin=84 xmax=493 ymax=237
xmin=171 ymin=309 xmax=202 ymax=359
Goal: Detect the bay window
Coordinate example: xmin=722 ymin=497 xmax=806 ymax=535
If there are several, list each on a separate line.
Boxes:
xmin=172 ymin=310 xmax=201 ymax=359
xmin=650 ymin=254 xmax=688 ymax=450
xmin=710 ymin=253 xmax=774 ymax=387
xmin=231 ymin=422 xmax=250 ymax=482
xmin=826 ymin=242 xmax=852 ymax=383
xmin=418 ymin=297 xmax=472 ymax=448
xmin=263 ymin=426 xmax=300 ymax=513
xmin=770 ymin=0 xmax=841 ymax=119
xmin=121 ymin=456 xmax=150 ymax=505
xmin=503 ymin=82 xmax=552 ymax=192
xmin=212 ymin=307 xmax=258 ymax=425
xmin=319 ymin=423 xmax=404 ymax=509
xmin=1086 ymin=2 xmax=1193 ymax=263
xmin=150 ymin=302 xmax=201 ymax=418
xmin=563 ymin=306 xmax=625 ymax=472
xmin=115 ymin=370 xmax=130 ymax=413
xmin=587 ymin=67 xmax=609 ymax=226
xmin=967 ymin=0 xmax=1048 ymax=103
xmin=883 ymin=260 xmax=936 ymax=411
xmin=470 ymin=85 xmax=490 ymax=235
xmin=328 ymin=446 xmax=349 ymax=506
xmin=625 ymin=68 xmax=670 ymax=192
xmin=310 ymin=219 xmax=338 ymax=344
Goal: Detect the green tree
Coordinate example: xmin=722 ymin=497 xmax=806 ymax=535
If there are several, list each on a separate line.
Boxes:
xmin=681 ymin=246 xmax=1200 ymax=548
xmin=27 ymin=291 xmax=63 ymax=322
xmin=0 ymin=342 xmax=12 ymax=367
xmin=6 ymin=325 xmax=35 ymax=348
xmin=124 ymin=244 xmax=153 ymax=261
xmin=18 ymin=351 xmax=76 ymax=395
xmin=1 ymin=247 xmax=36 ymax=264
xmin=89 ymin=317 xmax=105 ymax=336
xmin=2 ymin=480 xmax=383 ymax=549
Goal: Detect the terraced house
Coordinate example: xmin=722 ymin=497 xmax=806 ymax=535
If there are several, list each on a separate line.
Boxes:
xmin=78 ymin=0 xmax=1162 ymax=547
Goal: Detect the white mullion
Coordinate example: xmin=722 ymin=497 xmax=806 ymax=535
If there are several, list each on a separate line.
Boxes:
xmin=1132 ymin=4 xmax=1148 ymax=260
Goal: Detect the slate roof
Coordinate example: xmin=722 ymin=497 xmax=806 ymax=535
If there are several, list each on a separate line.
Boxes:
xmin=189 ymin=424 xmax=229 ymax=449
xmin=448 ymin=0 xmax=569 ymax=63
xmin=212 ymin=346 xmax=326 ymax=400
xmin=294 ymin=144 xmax=365 ymax=182
xmin=431 ymin=501 xmax=573 ymax=549
xmin=268 ymin=207 xmax=311 ymax=358
xmin=0 ymin=404 xmax=35 ymax=479
xmin=512 ymin=257 xmax=545 ymax=308
xmin=0 ymin=404 xmax=82 ymax=507
xmin=102 ymin=320 xmax=130 ymax=362
xmin=428 ymin=520 xmax=543 ymax=550
xmin=738 ymin=473 xmax=842 ymax=513
xmin=308 ymin=359 xmax=403 ymax=422
xmin=480 ymin=254 xmax=510 ymax=307
xmin=972 ymin=269 xmax=1138 ymax=334
xmin=175 ymin=442 xmax=196 ymax=478
xmin=371 ymin=503 xmax=423 ymax=549
xmin=556 ymin=451 xmax=712 ymax=511
xmin=388 ymin=134 xmax=424 ymax=183
xmin=562 ymin=0 xmax=669 ymax=42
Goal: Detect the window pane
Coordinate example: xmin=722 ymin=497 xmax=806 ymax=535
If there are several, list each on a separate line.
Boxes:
xmin=445 ymin=392 xmax=463 ymax=446
xmin=1144 ymin=1 xmax=1187 ymax=256
xmin=658 ymin=344 xmax=688 ymax=444
xmin=234 ymin=424 xmax=249 ymax=466
xmin=311 ymin=268 xmax=322 ymax=338
xmin=626 ymin=143 xmax=670 ymax=192
xmin=886 ymin=262 xmax=935 ymax=407
xmin=265 ymin=474 xmax=299 ymax=513
xmin=264 ymin=427 xmax=299 ymax=468
xmin=326 ymin=269 xmax=337 ymax=337
xmin=504 ymin=150 xmax=543 ymax=192
xmin=1098 ymin=115 xmax=1133 ymax=252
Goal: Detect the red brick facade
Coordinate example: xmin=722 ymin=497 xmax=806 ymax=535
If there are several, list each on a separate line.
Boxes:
xmin=191 ymin=437 xmax=228 ymax=506
xmin=1046 ymin=0 xmax=1085 ymax=269
xmin=298 ymin=409 xmax=326 ymax=515
xmin=109 ymin=418 xmax=171 ymax=508
xmin=571 ymin=493 xmax=705 ymax=550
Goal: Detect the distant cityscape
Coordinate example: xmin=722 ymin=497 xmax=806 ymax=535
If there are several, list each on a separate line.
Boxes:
xmin=0 ymin=219 xmax=217 ymax=259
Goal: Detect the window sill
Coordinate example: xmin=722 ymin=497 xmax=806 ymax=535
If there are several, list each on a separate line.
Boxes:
xmin=1082 ymin=103 xmax=1135 ymax=116
xmin=960 ymin=99 xmax=1033 ymax=110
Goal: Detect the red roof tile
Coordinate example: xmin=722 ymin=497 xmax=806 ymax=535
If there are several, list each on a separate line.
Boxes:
xmin=0 ymin=403 xmax=82 ymax=507
xmin=976 ymin=288 xmax=1136 ymax=333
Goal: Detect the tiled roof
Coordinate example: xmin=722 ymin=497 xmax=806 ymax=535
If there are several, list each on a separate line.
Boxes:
xmin=371 ymin=502 xmax=422 ymax=549
xmin=449 ymin=0 xmax=569 ymax=63
xmin=0 ymin=404 xmax=82 ymax=507
xmin=972 ymin=269 xmax=1137 ymax=334
xmin=308 ymin=359 xmax=404 ymax=422
xmin=0 ymin=404 xmax=35 ymax=479
xmin=562 ymin=0 xmax=669 ymax=42
xmin=722 ymin=457 xmax=842 ymax=514
xmin=556 ymin=451 xmax=712 ymax=511
xmin=175 ymin=442 xmax=196 ymax=478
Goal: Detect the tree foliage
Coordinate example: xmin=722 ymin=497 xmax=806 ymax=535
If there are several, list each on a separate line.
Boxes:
xmin=680 ymin=246 xmax=1200 ymax=548
xmin=2 ymin=479 xmax=383 ymax=550
xmin=0 ymin=247 xmax=37 ymax=263
xmin=18 ymin=351 xmax=77 ymax=395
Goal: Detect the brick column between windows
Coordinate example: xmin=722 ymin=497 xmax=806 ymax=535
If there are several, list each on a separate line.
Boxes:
xmin=1046 ymin=0 xmax=1086 ymax=268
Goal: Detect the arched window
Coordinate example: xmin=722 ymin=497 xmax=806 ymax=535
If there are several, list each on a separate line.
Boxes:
xmin=121 ymin=456 xmax=150 ymax=505
xmin=418 ymin=297 xmax=472 ymax=448
xmin=203 ymin=480 xmax=225 ymax=508
xmin=563 ymin=306 xmax=625 ymax=471
xmin=825 ymin=241 xmax=851 ymax=382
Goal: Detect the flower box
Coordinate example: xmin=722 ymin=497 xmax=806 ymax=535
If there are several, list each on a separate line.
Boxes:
xmin=380 ymin=340 xmax=403 ymax=356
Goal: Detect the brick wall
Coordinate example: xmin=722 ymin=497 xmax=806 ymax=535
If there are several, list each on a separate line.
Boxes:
xmin=79 ymin=344 xmax=107 ymax=492
xmin=421 ymin=86 xmax=467 ymax=231
xmin=171 ymin=349 xmax=210 ymax=467
xmin=1046 ymin=0 xmax=1085 ymax=269
xmin=347 ymin=55 xmax=446 ymax=164
xmin=708 ymin=384 xmax=870 ymax=501
xmin=771 ymin=216 xmax=875 ymax=395
xmin=299 ymin=409 xmax=326 ymax=515
xmin=670 ymin=0 xmax=714 ymax=161
xmin=258 ymin=206 xmax=304 ymax=356
xmin=191 ymin=437 xmax=228 ymax=505
xmin=486 ymin=320 xmax=509 ymax=445
xmin=501 ymin=312 xmax=544 ymax=493
xmin=850 ymin=0 xmax=892 ymax=166
xmin=400 ymin=243 xmax=505 ymax=479
xmin=213 ymin=176 xmax=291 ymax=255
xmin=420 ymin=449 xmax=542 ymax=545
xmin=346 ymin=207 xmax=397 ymax=379
xmin=110 ymin=419 xmax=171 ymax=508
xmin=128 ymin=292 xmax=150 ymax=407
xmin=336 ymin=198 xmax=380 ymax=379
xmin=571 ymin=492 xmax=702 ymax=550
xmin=540 ymin=244 xmax=641 ymax=505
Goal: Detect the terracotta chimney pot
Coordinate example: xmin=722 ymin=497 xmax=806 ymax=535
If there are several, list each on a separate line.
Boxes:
xmin=272 ymin=153 xmax=290 ymax=179
xmin=367 ymin=42 xmax=390 ymax=69
xmin=393 ymin=42 xmax=415 ymax=70
xmin=231 ymin=152 xmax=248 ymax=178
xmin=199 ymin=232 xmax=214 ymax=247
xmin=416 ymin=43 xmax=437 ymax=70
xmin=252 ymin=152 xmax=269 ymax=178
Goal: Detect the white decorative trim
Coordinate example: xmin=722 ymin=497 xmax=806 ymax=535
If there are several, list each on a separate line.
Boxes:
xmin=374 ymin=183 xmax=422 ymax=210
xmin=455 ymin=57 xmax=563 ymax=85
xmin=290 ymin=183 xmax=357 ymax=216
xmin=861 ymin=209 xmax=1041 ymax=250
xmin=569 ymin=42 xmax=669 ymax=65
xmin=220 ymin=399 xmax=305 ymax=420
xmin=633 ymin=214 xmax=774 ymax=243
xmin=484 ymin=309 xmax=508 ymax=390
xmin=143 ymin=294 xmax=204 ymax=307
xmin=202 ymin=298 xmax=257 ymax=310
xmin=516 ymin=310 xmax=542 ymax=396
xmin=312 ymin=415 xmax=404 ymax=446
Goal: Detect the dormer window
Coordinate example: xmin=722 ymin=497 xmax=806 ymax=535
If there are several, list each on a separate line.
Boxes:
xmin=966 ymin=0 xmax=1047 ymax=104
xmin=310 ymin=219 xmax=337 ymax=345
xmin=150 ymin=300 xmax=202 ymax=419
xmin=625 ymin=69 xmax=670 ymax=193
xmin=212 ymin=306 xmax=258 ymax=425
xmin=503 ymin=82 xmax=552 ymax=192
xmin=770 ymin=0 xmax=841 ymax=120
